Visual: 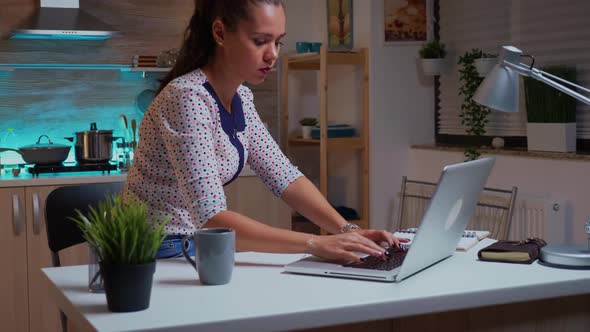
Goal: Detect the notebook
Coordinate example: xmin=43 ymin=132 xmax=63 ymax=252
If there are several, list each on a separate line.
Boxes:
xmin=394 ymin=228 xmax=490 ymax=251
xmin=284 ymin=157 xmax=496 ymax=282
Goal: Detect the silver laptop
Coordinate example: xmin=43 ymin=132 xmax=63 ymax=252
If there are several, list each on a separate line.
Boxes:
xmin=284 ymin=157 xmax=495 ymax=282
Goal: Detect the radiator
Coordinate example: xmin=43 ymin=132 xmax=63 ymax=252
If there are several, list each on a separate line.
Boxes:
xmin=508 ymin=196 xmax=566 ymax=242
xmin=391 ymin=193 xmax=567 ymax=242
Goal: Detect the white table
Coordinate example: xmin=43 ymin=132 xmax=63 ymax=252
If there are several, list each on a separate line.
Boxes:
xmin=41 ymin=239 xmax=590 ymax=332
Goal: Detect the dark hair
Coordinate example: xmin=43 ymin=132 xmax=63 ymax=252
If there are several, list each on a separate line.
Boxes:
xmin=157 ymin=0 xmax=284 ymax=94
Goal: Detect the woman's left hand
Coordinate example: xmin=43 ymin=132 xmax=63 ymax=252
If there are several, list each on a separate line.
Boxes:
xmin=349 ymin=229 xmax=409 ymax=249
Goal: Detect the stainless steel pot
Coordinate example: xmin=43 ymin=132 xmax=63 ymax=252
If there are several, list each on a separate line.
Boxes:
xmin=65 ymin=123 xmax=121 ymax=163
xmin=0 ymin=135 xmax=71 ymax=165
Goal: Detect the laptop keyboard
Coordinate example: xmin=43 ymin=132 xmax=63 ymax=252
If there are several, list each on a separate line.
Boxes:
xmin=344 ymin=246 xmax=408 ymax=271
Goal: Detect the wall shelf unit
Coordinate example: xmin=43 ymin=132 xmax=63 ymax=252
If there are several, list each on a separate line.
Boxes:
xmin=281 ymin=46 xmax=370 ymax=231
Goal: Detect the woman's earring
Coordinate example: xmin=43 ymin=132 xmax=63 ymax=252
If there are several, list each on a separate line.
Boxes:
xmin=217 ymin=40 xmax=223 ymax=46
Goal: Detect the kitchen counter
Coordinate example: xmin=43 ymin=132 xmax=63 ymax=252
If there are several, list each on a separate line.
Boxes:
xmin=0 ymin=165 xmax=256 ymax=188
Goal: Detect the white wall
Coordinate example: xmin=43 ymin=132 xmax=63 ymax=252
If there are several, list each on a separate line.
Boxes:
xmin=408 ymin=148 xmax=590 ymax=244
xmin=367 ymin=0 xmax=434 ymax=230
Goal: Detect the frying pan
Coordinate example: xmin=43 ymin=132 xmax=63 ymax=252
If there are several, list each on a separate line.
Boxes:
xmin=0 ymin=135 xmax=70 ymax=165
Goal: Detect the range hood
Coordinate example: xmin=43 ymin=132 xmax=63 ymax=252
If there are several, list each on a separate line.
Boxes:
xmin=10 ymin=0 xmax=118 ymax=40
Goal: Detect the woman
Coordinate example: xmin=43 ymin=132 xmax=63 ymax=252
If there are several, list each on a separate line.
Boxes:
xmin=122 ymin=0 xmax=405 ymax=262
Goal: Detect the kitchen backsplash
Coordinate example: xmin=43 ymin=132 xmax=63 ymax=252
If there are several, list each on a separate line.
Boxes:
xmin=0 ymin=70 xmax=159 ymax=165
xmin=0 ymin=69 xmax=279 ymax=166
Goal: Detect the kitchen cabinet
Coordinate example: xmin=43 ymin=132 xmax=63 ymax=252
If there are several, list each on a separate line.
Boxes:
xmin=0 ymin=185 xmax=95 ymax=332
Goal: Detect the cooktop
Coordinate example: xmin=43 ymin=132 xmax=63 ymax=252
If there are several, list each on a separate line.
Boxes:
xmin=28 ymin=162 xmax=117 ymax=176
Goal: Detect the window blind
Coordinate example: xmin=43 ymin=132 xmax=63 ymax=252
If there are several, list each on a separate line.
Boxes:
xmin=438 ymin=0 xmax=590 ymax=138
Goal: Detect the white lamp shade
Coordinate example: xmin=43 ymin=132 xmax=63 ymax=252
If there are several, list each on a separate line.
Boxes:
xmin=473 ymin=63 xmax=520 ymax=113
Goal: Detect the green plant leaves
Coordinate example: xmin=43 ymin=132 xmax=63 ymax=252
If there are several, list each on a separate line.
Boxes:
xmin=299 ymin=117 xmax=318 ymax=126
xmin=458 ymin=49 xmax=492 ymax=160
xmin=419 ymin=40 xmax=447 ymax=59
xmin=69 ymin=195 xmax=170 ymax=265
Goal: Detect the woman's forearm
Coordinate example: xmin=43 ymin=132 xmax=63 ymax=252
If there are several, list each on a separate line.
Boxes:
xmin=205 ymin=210 xmax=392 ymax=262
xmin=281 ymin=176 xmax=349 ymax=234
xmin=205 ymin=210 xmax=313 ymax=253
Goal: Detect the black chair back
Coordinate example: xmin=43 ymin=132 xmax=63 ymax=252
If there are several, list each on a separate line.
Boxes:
xmin=44 ymin=181 xmax=124 ymax=332
xmin=45 ymin=182 xmax=125 ymax=265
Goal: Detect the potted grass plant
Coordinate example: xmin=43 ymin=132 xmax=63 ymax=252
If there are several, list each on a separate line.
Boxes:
xmin=70 ymin=195 xmax=169 ymax=312
xmin=524 ymin=66 xmax=577 ymax=152
xmin=418 ymin=40 xmax=447 ymax=75
xmin=299 ymin=117 xmax=318 ymax=139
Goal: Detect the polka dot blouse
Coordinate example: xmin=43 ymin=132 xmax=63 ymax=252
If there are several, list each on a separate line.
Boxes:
xmin=122 ymin=69 xmax=303 ymax=235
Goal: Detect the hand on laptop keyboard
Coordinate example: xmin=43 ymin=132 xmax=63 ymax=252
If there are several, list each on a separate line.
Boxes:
xmin=305 ymin=229 xmax=412 ymax=263
xmin=344 ymin=246 xmax=408 ymax=271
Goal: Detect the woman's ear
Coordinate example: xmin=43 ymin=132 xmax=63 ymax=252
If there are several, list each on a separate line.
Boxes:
xmin=211 ymin=18 xmax=225 ymax=46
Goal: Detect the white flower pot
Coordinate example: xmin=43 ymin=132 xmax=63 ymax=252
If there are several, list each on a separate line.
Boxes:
xmin=420 ymin=58 xmax=445 ymax=76
xmin=301 ymin=126 xmax=313 ymax=139
xmin=526 ymin=122 xmax=576 ymax=152
xmin=474 ymin=58 xmax=498 ymax=77
xmin=491 ymin=137 xmax=505 ymax=149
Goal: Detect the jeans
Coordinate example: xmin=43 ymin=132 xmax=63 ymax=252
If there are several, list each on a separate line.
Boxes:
xmin=156 ymin=235 xmax=195 ymax=259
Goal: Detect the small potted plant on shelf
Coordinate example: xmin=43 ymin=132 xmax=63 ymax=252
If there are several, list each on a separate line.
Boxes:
xmin=299 ymin=117 xmax=318 ymax=139
xmin=418 ymin=40 xmax=447 ymax=75
xmin=474 ymin=52 xmax=498 ymax=77
xmin=524 ymin=65 xmax=577 ymax=152
xmin=70 ymin=195 xmax=169 ymax=312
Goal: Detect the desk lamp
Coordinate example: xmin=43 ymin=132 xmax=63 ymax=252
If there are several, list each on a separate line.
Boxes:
xmin=473 ymin=45 xmax=590 ymax=112
xmin=473 ymin=45 xmax=590 ymax=269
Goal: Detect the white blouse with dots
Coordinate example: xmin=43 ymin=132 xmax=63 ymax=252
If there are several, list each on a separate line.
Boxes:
xmin=122 ymin=69 xmax=303 ymax=235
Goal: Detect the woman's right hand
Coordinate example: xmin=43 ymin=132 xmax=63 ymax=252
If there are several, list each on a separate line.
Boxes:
xmin=306 ymin=231 xmax=393 ymax=263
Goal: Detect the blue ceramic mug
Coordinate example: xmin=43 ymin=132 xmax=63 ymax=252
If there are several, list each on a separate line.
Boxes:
xmin=181 ymin=228 xmax=235 ymax=285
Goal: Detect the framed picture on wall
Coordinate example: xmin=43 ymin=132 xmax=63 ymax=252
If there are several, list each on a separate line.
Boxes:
xmin=327 ymin=0 xmax=354 ymax=50
xmin=383 ymin=0 xmax=431 ymax=45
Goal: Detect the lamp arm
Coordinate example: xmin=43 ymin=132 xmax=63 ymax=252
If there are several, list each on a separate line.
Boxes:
xmin=541 ymin=70 xmax=590 ymax=94
xmin=503 ymin=61 xmax=590 ymax=106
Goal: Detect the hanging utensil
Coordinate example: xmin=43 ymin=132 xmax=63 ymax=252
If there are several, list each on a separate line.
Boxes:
xmin=119 ymin=114 xmax=130 ymax=142
xmin=131 ymin=119 xmax=137 ymax=145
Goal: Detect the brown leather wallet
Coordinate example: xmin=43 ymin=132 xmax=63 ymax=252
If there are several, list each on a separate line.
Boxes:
xmin=478 ymin=238 xmax=547 ymax=264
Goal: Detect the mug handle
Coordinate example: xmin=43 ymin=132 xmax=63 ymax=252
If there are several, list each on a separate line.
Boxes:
xmin=181 ymin=236 xmax=198 ymax=272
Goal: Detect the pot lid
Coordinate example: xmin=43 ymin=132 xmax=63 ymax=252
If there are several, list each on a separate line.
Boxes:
xmin=20 ymin=135 xmax=70 ymax=149
xmin=76 ymin=122 xmax=114 ymax=135
xmin=76 ymin=129 xmax=114 ymax=135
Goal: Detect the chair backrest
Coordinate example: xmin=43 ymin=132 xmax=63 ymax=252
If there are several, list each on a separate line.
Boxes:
xmin=45 ymin=182 xmax=124 ymax=266
xmin=396 ymin=176 xmax=518 ymax=240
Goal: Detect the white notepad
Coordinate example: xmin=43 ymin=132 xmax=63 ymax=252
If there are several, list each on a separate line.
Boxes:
xmin=394 ymin=228 xmax=491 ymax=252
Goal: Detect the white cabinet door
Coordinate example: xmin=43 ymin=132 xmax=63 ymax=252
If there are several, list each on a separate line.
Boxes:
xmin=0 ymin=187 xmax=29 ymax=332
